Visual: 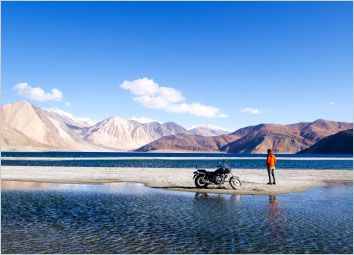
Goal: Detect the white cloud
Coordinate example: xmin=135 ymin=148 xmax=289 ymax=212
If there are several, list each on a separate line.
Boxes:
xmin=121 ymin=78 xmax=160 ymax=96
xmin=240 ymin=107 xmax=263 ymax=114
xmin=120 ymin=78 xmax=227 ymax=118
xmin=329 ymin=102 xmax=335 ymax=105
xmin=13 ymin=82 xmax=63 ymax=102
xmin=130 ymin=116 xmax=160 ymax=123
xmin=65 ymin=102 xmax=71 ymax=107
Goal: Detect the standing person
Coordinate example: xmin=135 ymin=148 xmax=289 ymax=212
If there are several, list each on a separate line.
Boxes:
xmin=266 ymin=149 xmax=277 ymax=185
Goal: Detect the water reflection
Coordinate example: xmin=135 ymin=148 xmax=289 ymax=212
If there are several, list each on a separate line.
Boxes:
xmin=1 ymin=181 xmax=148 ymax=194
xmin=194 ymin=192 xmax=229 ymax=208
xmin=194 ymin=192 xmax=243 ymax=203
xmin=267 ymin=195 xmax=288 ymax=245
xmin=231 ymin=194 xmax=242 ymax=202
xmin=1 ymin=181 xmax=62 ymax=190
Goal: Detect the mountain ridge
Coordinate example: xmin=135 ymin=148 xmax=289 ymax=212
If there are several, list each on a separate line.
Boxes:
xmin=2 ymin=100 xmax=232 ymax=151
xmin=2 ymin=100 xmax=352 ymax=153
xmin=137 ymin=120 xmax=352 ymax=154
xmin=297 ymin=129 xmax=353 ymax=154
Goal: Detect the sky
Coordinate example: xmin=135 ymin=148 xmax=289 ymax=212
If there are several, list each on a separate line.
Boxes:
xmin=2 ymin=1 xmax=353 ymax=131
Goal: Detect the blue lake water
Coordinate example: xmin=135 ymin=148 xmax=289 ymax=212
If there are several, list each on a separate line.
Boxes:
xmin=1 ymin=152 xmax=353 ymax=169
xmin=2 ymin=151 xmax=353 ymax=158
xmin=1 ymin=181 xmax=353 ymax=254
xmin=2 ymin=158 xmax=353 ymax=169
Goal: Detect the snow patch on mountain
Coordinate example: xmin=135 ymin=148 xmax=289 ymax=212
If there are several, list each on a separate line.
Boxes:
xmin=186 ymin=124 xmax=231 ymax=132
xmin=44 ymin=108 xmax=95 ymax=126
xmin=130 ymin=116 xmax=161 ymax=124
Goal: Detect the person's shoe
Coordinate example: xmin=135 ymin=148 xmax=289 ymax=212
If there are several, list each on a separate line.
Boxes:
xmin=273 ymin=181 xmax=276 ymax=185
xmin=267 ymin=182 xmax=272 ymax=185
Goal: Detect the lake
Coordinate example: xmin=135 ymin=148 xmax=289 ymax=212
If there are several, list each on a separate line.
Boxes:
xmin=2 ymin=152 xmax=353 ymax=169
xmin=1 ymin=180 xmax=352 ymax=254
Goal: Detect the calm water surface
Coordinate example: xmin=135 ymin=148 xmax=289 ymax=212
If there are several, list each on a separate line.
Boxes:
xmin=2 ymin=152 xmax=352 ymax=169
xmin=2 ymin=181 xmax=353 ymax=254
xmin=3 ymin=151 xmax=352 ymax=158
xmin=2 ymin=159 xmax=353 ymax=169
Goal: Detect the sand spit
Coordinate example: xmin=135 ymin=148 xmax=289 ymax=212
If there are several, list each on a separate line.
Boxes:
xmin=1 ymin=166 xmax=352 ymax=195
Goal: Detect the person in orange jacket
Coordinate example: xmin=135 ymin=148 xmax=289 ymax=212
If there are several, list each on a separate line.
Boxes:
xmin=266 ymin=149 xmax=277 ymax=185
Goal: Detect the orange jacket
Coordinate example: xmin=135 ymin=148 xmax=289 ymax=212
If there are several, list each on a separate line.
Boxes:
xmin=266 ymin=154 xmax=276 ymax=168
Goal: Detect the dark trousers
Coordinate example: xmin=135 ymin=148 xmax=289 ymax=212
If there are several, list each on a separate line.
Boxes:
xmin=267 ymin=167 xmax=276 ymax=183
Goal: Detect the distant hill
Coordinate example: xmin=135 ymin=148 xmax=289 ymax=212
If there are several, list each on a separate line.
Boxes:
xmin=136 ymin=120 xmax=353 ymax=154
xmin=2 ymin=100 xmax=352 ymax=153
xmin=187 ymin=125 xmax=230 ymax=136
xmin=81 ymin=117 xmax=188 ymax=150
xmin=136 ymin=134 xmax=240 ymax=152
xmin=1 ymin=101 xmax=190 ymax=151
xmin=297 ymin=129 xmax=353 ymax=154
xmin=1 ymin=100 xmax=234 ymax=151
xmin=1 ymin=123 xmax=58 ymax=152
xmin=1 ymin=100 xmax=101 ymax=151
xmin=220 ymin=119 xmax=352 ymax=153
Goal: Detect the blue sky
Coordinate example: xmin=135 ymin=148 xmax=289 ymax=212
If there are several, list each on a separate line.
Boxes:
xmin=2 ymin=1 xmax=353 ymax=131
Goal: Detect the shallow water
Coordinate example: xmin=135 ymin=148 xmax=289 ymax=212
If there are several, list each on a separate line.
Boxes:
xmin=2 ymin=181 xmax=353 ymax=254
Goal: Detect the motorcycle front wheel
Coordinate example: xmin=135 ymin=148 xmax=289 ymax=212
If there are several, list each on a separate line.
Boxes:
xmin=230 ymin=177 xmax=242 ymax=190
xmin=195 ymin=175 xmax=208 ymax=188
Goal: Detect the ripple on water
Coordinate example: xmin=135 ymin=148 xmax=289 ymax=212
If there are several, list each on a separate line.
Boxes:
xmin=1 ymin=181 xmax=353 ymax=254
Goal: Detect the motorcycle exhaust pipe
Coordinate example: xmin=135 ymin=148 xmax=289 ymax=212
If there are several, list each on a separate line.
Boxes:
xmin=200 ymin=179 xmax=214 ymax=185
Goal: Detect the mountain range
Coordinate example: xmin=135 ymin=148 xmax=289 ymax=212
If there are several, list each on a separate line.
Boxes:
xmin=1 ymin=101 xmax=228 ymax=151
xmin=1 ymin=100 xmax=352 ymax=153
xmin=136 ymin=120 xmax=353 ymax=153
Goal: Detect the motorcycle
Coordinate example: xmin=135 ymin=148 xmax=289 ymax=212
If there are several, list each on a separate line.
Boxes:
xmin=193 ymin=160 xmax=242 ymax=190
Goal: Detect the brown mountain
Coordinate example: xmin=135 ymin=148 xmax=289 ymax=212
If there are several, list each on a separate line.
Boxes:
xmin=136 ymin=120 xmax=353 ymax=153
xmin=297 ymin=129 xmax=353 ymax=154
xmin=221 ymin=119 xmax=352 ymax=153
xmin=136 ymin=134 xmax=240 ymax=152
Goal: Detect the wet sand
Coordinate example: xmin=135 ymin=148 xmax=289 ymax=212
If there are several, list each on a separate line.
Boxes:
xmin=1 ymin=166 xmax=352 ymax=195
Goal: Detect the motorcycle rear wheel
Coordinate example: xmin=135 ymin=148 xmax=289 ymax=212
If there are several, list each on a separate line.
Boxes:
xmin=195 ymin=175 xmax=208 ymax=188
xmin=230 ymin=177 xmax=242 ymax=190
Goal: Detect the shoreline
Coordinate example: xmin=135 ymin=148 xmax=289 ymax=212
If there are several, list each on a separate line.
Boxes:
xmin=1 ymin=166 xmax=352 ymax=195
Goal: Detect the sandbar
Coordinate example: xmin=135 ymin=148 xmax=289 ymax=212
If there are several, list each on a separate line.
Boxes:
xmin=1 ymin=166 xmax=352 ymax=195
